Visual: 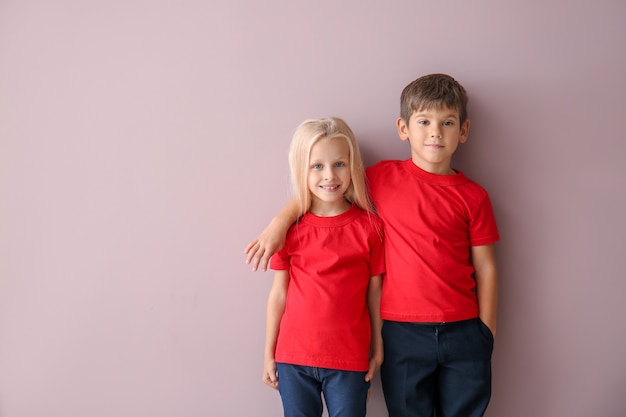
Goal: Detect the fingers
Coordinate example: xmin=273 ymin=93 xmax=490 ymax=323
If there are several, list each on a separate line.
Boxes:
xmin=245 ymin=242 xmax=270 ymax=272
xmin=244 ymin=240 xmax=257 ymax=256
xmin=258 ymin=254 xmax=269 ymax=272
xmin=251 ymin=249 xmax=266 ymax=272
xmin=262 ymin=372 xmax=279 ymax=390
xmin=245 ymin=243 xmax=264 ymax=271
xmin=244 ymin=240 xmax=259 ymax=264
xmin=364 ymin=357 xmax=382 ymax=382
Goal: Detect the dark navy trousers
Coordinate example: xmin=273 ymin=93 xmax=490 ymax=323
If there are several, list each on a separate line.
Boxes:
xmin=381 ymin=318 xmax=493 ymax=417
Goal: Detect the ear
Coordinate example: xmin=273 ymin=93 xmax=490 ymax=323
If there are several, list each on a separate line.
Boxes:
xmin=396 ymin=117 xmax=410 ymax=142
xmin=459 ymin=119 xmax=470 ymax=144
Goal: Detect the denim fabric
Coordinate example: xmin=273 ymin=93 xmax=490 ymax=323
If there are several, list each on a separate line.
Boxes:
xmin=381 ymin=318 xmax=493 ymax=417
xmin=276 ymin=363 xmax=370 ymax=417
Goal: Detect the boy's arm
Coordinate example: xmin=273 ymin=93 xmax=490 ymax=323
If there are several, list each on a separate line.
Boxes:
xmin=263 ymin=270 xmax=289 ymax=389
xmin=245 ymin=199 xmax=299 ymax=272
xmin=365 ymin=274 xmax=383 ymax=382
xmin=472 ymin=244 xmax=498 ymax=337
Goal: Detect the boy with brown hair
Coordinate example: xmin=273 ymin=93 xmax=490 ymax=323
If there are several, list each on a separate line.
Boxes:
xmin=247 ymin=74 xmax=499 ymax=417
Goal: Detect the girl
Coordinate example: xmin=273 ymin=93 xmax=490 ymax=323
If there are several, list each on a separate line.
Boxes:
xmin=262 ymin=117 xmax=385 ymax=417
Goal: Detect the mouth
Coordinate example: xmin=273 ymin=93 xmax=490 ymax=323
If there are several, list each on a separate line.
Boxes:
xmin=320 ymin=185 xmax=341 ymax=191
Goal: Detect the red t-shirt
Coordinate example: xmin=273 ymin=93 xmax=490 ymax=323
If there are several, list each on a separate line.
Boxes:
xmin=269 ymin=205 xmax=385 ymax=372
xmin=367 ymin=159 xmax=500 ymax=323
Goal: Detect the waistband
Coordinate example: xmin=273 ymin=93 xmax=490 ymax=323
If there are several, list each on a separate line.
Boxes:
xmin=385 ymin=317 xmax=478 ymax=327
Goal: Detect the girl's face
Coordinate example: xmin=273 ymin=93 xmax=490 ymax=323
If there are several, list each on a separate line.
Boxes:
xmin=307 ymin=137 xmax=352 ymax=216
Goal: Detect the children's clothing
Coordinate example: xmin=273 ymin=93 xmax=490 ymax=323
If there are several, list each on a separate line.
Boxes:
xmin=381 ymin=318 xmax=493 ymax=417
xmin=367 ymin=159 xmax=499 ymax=323
xmin=270 ymin=204 xmax=385 ymax=372
xmin=277 ymin=363 xmax=370 ymax=417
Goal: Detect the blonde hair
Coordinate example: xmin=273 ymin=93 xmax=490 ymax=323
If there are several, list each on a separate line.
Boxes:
xmin=288 ymin=117 xmax=374 ymax=217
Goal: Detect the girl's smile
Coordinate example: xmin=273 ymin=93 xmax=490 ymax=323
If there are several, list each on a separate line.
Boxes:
xmin=307 ymin=137 xmax=352 ymax=216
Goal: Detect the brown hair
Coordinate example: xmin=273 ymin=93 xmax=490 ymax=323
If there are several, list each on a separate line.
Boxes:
xmin=400 ymin=73 xmax=468 ymax=124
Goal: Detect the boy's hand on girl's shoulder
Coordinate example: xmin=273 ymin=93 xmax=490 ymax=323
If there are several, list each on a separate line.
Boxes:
xmin=245 ymin=238 xmax=271 ymax=272
xmin=262 ymin=358 xmax=279 ymax=390
xmin=246 ymin=200 xmax=297 ymax=271
xmin=245 ymin=227 xmax=287 ymax=272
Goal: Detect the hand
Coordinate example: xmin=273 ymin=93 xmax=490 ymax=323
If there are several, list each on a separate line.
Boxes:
xmin=245 ymin=223 xmax=286 ymax=272
xmin=482 ymin=318 xmax=496 ymax=338
xmin=364 ymin=352 xmax=383 ymax=382
xmin=262 ymin=358 xmax=279 ymax=390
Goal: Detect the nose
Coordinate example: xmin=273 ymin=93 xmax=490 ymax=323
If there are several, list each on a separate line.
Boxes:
xmin=323 ymin=166 xmax=336 ymax=180
xmin=430 ymin=127 xmax=442 ymax=138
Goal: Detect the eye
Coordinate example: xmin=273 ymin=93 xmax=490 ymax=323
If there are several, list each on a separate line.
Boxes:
xmin=334 ymin=161 xmax=346 ymax=168
xmin=311 ymin=163 xmax=322 ymax=170
xmin=443 ymin=121 xmax=454 ymax=126
xmin=417 ymin=119 xmax=428 ymax=126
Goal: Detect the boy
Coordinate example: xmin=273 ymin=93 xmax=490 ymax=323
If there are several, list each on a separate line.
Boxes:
xmin=246 ymin=74 xmax=499 ymax=417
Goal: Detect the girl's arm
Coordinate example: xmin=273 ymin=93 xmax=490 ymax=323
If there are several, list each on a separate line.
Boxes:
xmin=263 ymin=270 xmax=289 ymax=389
xmin=472 ymin=244 xmax=498 ymax=337
xmin=365 ymin=274 xmax=383 ymax=382
xmin=245 ymin=199 xmax=299 ymax=272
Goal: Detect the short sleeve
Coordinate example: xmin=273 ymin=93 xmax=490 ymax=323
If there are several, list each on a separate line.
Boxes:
xmin=269 ymin=245 xmax=290 ymax=271
xmin=469 ymin=192 xmax=500 ymax=247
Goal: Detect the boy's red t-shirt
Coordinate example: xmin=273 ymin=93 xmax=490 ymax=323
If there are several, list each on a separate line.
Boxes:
xmin=269 ymin=205 xmax=385 ymax=372
xmin=367 ymin=159 xmax=500 ymax=323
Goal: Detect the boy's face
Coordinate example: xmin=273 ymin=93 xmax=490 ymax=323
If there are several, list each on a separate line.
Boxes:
xmin=397 ymin=106 xmax=470 ymax=175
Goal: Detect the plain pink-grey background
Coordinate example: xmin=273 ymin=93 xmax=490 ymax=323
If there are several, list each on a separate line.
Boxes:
xmin=1 ymin=1 xmax=625 ymax=416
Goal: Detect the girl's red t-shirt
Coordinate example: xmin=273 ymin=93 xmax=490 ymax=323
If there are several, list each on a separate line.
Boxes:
xmin=270 ymin=205 xmax=385 ymax=372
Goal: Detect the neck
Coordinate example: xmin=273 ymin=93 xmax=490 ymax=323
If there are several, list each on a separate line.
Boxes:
xmin=309 ymin=199 xmax=351 ymax=217
xmin=411 ymin=156 xmax=456 ymax=175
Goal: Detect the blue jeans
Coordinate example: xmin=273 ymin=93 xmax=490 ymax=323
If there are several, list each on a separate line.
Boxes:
xmin=381 ymin=318 xmax=493 ymax=417
xmin=276 ymin=363 xmax=370 ymax=417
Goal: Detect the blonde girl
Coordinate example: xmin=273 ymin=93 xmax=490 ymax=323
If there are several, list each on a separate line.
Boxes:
xmin=262 ymin=117 xmax=384 ymax=417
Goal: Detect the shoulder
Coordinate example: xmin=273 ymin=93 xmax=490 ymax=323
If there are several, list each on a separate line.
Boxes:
xmin=453 ymin=174 xmax=497 ymax=224
xmin=456 ymin=173 xmax=492 ymax=201
xmin=367 ymin=159 xmax=403 ymax=171
xmin=350 ymin=207 xmax=384 ymax=239
xmin=367 ymin=159 xmax=405 ymax=180
xmin=361 ymin=209 xmax=384 ymax=228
